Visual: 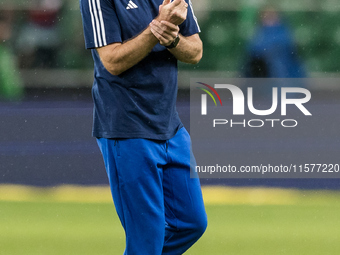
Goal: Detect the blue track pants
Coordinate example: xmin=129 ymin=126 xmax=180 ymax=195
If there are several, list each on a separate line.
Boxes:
xmin=96 ymin=127 xmax=207 ymax=255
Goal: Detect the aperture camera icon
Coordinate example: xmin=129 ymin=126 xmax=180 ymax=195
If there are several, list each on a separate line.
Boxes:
xmin=196 ymin=82 xmax=223 ymax=115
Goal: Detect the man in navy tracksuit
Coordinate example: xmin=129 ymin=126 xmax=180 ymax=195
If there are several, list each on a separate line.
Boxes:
xmin=80 ymin=0 xmax=207 ymax=253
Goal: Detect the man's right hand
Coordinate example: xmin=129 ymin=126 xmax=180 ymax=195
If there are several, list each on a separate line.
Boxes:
xmin=156 ymin=0 xmax=188 ymax=26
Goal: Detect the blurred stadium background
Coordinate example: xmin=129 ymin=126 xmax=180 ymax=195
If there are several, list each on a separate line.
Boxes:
xmin=1 ymin=0 xmax=340 ymax=254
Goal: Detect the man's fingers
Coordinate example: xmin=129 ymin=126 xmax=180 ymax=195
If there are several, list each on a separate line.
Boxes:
xmin=165 ymin=0 xmax=181 ymax=8
xmin=150 ymin=27 xmax=161 ymax=40
xmin=150 ymin=21 xmax=176 ymax=39
xmin=150 ymin=20 xmax=179 ymax=45
xmin=150 ymin=27 xmax=169 ymax=45
xmin=152 ymin=20 xmax=179 ymax=35
xmin=160 ymin=20 xmax=179 ymax=31
xmin=168 ymin=0 xmax=182 ymax=7
xmin=184 ymin=1 xmax=188 ymax=8
xmin=179 ymin=0 xmax=188 ymax=8
xmin=157 ymin=0 xmax=187 ymax=25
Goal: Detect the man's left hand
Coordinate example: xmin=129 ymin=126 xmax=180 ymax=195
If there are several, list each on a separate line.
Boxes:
xmin=149 ymin=20 xmax=179 ymax=47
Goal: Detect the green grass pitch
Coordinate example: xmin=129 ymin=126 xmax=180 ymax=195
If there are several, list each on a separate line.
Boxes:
xmin=1 ymin=186 xmax=340 ymax=255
